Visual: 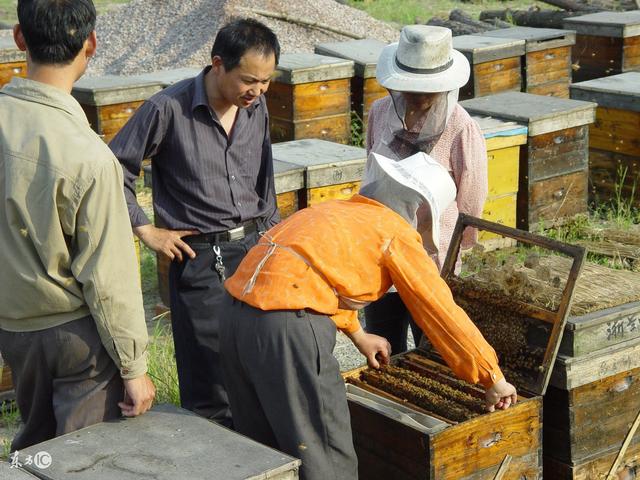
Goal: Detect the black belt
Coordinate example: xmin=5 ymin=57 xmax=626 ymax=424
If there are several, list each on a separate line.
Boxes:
xmin=185 ymin=220 xmax=260 ymax=244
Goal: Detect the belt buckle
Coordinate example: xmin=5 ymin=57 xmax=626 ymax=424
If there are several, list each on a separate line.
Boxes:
xmin=227 ymin=226 xmax=245 ymax=242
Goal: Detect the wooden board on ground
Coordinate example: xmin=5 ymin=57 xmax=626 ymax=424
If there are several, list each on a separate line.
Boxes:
xmin=0 ymin=37 xmax=26 ymax=87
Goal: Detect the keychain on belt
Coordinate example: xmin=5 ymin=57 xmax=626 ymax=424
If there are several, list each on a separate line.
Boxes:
xmin=212 ymin=245 xmax=226 ymax=282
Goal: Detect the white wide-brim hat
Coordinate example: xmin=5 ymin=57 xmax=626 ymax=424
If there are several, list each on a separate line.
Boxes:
xmin=377 ymin=25 xmax=470 ymax=93
xmin=368 ymin=151 xmax=457 ymax=253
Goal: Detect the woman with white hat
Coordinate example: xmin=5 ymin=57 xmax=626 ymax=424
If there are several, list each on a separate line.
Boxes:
xmin=364 ymin=25 xmax=489 ymax=355
xmin=221 ymin=151 xmax=516 ymax=480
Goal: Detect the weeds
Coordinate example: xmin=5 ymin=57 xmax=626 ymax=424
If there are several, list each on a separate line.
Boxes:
xmin=147 ymin=318 xmax=180 ymax=406
xmin=0 ymin=401 xmax=20 ymax=460
xmin=350 ymin=110 xmax=365 ymax=148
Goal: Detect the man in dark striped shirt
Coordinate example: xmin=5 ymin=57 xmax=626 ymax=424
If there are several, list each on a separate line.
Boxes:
xmin=110 ymin=19 xmax=281 ymax=427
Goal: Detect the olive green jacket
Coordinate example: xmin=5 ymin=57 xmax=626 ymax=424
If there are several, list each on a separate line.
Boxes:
xmin=0 ymin=77 xmax=148 ymax=379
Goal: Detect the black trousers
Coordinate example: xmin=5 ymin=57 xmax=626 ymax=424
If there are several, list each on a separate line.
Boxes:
xmin=0 ymin=316 xmax=123 ymax=451
xmin=364 ymin=292 xmax=423 ymax=355
xmin=220 ymin=301 xmax=358 ymax=480
xmin=168 ymin=230 xmax=259 ymax=427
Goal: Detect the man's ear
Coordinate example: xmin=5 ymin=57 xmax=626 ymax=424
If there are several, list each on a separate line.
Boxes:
xmin=85 ymin=30 xmax=97 ymax=58
xmin=13 ymin=24 xmax=27 ymax=52
xmin=211 ymin=55 xmax=224 ymax=74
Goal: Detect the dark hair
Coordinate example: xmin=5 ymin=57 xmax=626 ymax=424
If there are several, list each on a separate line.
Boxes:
xmin=17 ymin=0 xmax=96 ymax=65
xmin=211 ymin=18 xmax=280 ymax=71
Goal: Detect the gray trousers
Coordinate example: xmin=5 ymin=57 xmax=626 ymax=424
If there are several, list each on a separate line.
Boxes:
xmin=220 ymin=301 xmax=358 ymax=480
xmin=0 ymin=316 xmax=123 ymax=451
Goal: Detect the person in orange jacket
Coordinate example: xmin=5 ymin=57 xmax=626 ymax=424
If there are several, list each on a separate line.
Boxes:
xmin=221 ymin=151 xmax=517 ymax=480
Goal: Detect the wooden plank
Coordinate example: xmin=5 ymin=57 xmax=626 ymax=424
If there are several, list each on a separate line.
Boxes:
xmin=0 ymin=61 xmax=26 ymax=87
xmin=525 ymin=46 xmax=572 ymax=77
xmin=267 ymin=79 xmax=350 ymax=122
xmin=480 ymin=194 xmax=517 ymax=242
xmin=545 ymin=366 xmax=640 ymax=464
xmin=493 ymin=455 xmax=513 ymax=480
xmin=307 ymin=181 xmax=360 ymax=205
xmin=606 ymin=408 xmax=640 ymax=480
xmin=473 ymin=57 xmax=522 ymax=98
xmin=97 ymin=100 xmax=145 ymax=142
xmin=276 ymin=191 xmax=298 ymax=219
xmin=527 ymin=125 xmax=589 ymax=182
xmin=590 ymin=107 xmax=640 ymax=157
xmin=589 ymin=148 xmax=640 ymax=208
xmin=487 ymin=146 xmax=520 ymax=197
xmin=519 ymin=170 xmax=588 ymax=230
xmin=270 ymin=113 xmax=351 ymax=144
xmin=362 ymin=77 xmax=388 ymax=119
xmin=431 ymin=399 xmax=541 ymax=479
xmin=622 ymin=35 xmax=640 ymax=71
xmin=526 ymin=80 xmax=570 ymax=98
xmin=560 ymin=301 xmax=640 ymax=357
xmin=550 ymin=336 xmax=640 ymax=390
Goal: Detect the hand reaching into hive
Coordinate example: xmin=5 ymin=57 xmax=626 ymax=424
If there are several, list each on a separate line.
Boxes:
xmin=484 ymin=378 xmax=518 ymax=412
xmin=347 ymin=328 xmax=392 ymax=369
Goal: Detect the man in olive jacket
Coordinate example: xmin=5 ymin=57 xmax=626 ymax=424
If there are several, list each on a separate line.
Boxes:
xmin=0 ymin=0 xmax=154 ymax=451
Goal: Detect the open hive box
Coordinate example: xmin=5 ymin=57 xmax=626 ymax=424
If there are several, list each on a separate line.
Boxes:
xmin=343 ymin=214 xmax=585 ymax=480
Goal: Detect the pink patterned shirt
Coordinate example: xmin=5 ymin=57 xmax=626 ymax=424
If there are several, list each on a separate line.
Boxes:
xmin=366 ymin=97 xmax=488 ymax=269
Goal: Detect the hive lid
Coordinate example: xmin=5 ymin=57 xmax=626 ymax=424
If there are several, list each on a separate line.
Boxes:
xmin=314 ymin=38 xmax=387 ymax=78
xmin=20 ymin=404 xmax=301 ymax=480
xmin=274 ymin=53 xmax=355 ymax=84
xmin=471 ymin=115 xmax=528 ymax=148
xmin=461 ymin=91 xmax=596 ymax=136
xmin=571 ymin=72 xmax=640 ymax=112
xmin=441 ymin=214 xmax=585 ymax=396
xmin=72 ymin=74 xmax=163 ymax=106
xmin=480 ymin=27 xmax=576 ymax=52
xmin=273 ymin=159 xmax=305 ymax=194
xmin=0 ymin=36 xmax=26 ymax=63
xmin=272 ymin=139 xmax=366 ymax=188
xmin=452 ymin=35 xmax=526 ymax=64
xmin=563 ymin=10 xmax=640 ymax=38
xmin=135 ymin=67 xmax=202 ymax=87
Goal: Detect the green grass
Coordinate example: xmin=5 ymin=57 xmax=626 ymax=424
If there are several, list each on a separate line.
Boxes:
xmin=0 ymin=1 xmax=129 ymax=24
xmin=345 ymin=0 xmax=553 ymax=26
xmin=147 ymin=320 xmax=180 ymax=406
xmin=0 ymin=401 xmax=20 ymax=459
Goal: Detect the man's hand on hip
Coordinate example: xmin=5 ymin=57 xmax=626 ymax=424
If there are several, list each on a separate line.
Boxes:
xmin=134 ymin=224 xmax=198 ymax=261
xmin=119 ymin=374 xmax=156 ymax=417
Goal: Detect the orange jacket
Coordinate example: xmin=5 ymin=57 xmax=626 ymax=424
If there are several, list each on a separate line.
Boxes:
xmin=225 ymin=195 xmax=503 ymax=388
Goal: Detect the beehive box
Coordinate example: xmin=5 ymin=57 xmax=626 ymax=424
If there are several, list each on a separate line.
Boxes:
xmin=266 ymin=53 xmax=354 ymax=144
xmin=273 ymin=160 xmax=305 ymax=219
xmin=570 ymin=72 xmax=640 ymax=208
xmin=71 ymin=75 xmax=163 ymax=143
xmin=0 ymin=353 xmax=13 ymax=395
xmin=481 ymin=27 xmax=576 ymax=98
xmin=473 ymin=115 xmax=528 ymax=249
xmin=0 ymin=37 xmax=26 ymax=87
xmin=272 ymin=139 xmax=366 ymax=206
xmin=20 ymin=403 xmax=300 ymax=480
xmin=540 ymin=259 xmax=640 ymax=478
xmin=344 ymin=215 xmax=585 ymax=480
xmin=314 ymin=38 xmax=387 ymax=127
xmin=461 ymin=92 xmax=596 ymax=231
xmin=564 ymin=10 xmax=640 ymax=83
xmin=453 ymin=35 xmax=526 ymax=100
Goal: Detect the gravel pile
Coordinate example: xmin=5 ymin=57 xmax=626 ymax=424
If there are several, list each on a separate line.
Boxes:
xmin=89 ymin=0 xmax=398 ymax=75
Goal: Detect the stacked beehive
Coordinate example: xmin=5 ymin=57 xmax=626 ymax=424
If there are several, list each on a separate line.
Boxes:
xmin=480 ymin=27 xmax=576 ymax=98
xmin=461 ymin=92 xmax=596 ymax=232
xmin=570 ymin=72 xmax=640 ymax=209
xmin=542 ymin=260 xmax=640 ymax=478
xmin=564 ymin=11 xmax=640 ymax=83
xmin=344 ymin=215 xmax=585 ymax=480
xmin=272 ymin=139 xmax=366 ymax=206
xmin=266 ymin=53 xmax=354 ymax=144
xmin=452 ymin=35 xmax=525 ymax=100
xmin=314 ymin=38 xmax=388 ymax=129
xmin=472 ymin=115 xmax=527 ymax=250
xmin=0 ymin=36 xmax=26 ymax=87
xmin=71 ymin=74 xmax=163 ymax=143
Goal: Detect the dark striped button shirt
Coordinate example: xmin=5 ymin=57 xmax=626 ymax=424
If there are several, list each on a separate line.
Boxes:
xmin=109 ymin=67 xmax=280 ymax=233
